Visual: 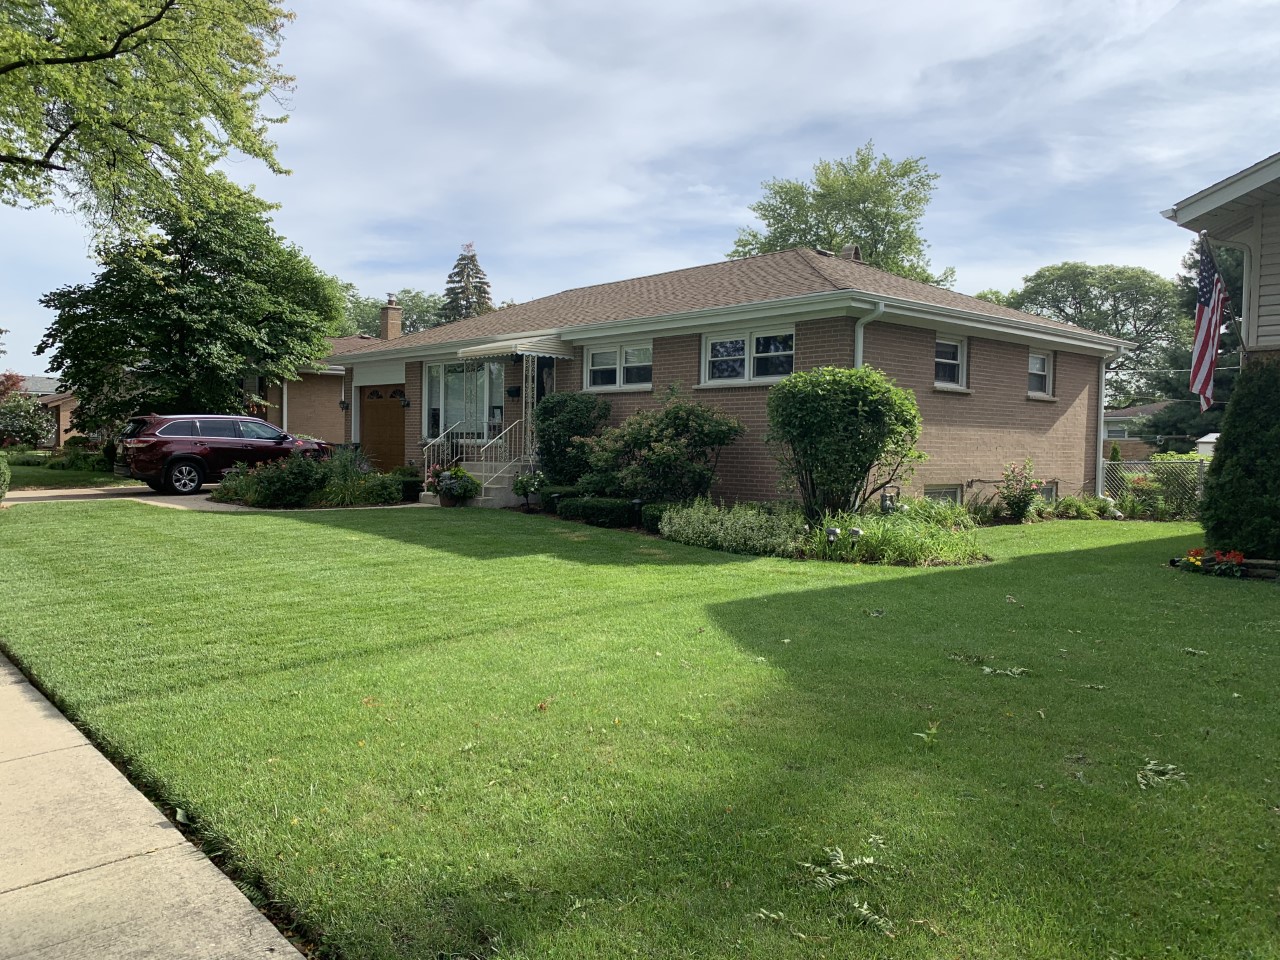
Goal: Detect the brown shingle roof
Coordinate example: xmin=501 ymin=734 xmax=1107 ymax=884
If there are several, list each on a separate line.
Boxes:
xmin=327 ymin=334 xmax=381 ymax=355
xmin=339 ymin=248 xmax=1122 ymax=358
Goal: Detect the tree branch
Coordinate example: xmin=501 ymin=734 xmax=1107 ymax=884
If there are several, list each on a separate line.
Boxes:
xmin=0 ymin=153 xmax=69 ymax=172
xmin=0 ymin=0 xmax=179 ymax=77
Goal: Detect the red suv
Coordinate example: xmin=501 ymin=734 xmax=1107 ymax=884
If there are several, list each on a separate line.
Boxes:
xmin=116 ymin=414 xmax=332 ymax=494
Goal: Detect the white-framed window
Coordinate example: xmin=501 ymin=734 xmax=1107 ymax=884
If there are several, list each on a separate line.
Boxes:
xmin=1028 ymin=352 xmax=1052 ymax=395
xmin=934 ymin=336 xmax=966 ymax=387
xmin=585 ymin=342 xmax=652 ymax=390
xmin=1106 ymin=426 xmax=1128 ymax=439
xmin=703 ymin=329 xmax=794 ymax=384
xmin=924 ymin=485 xmax=963 ymax=505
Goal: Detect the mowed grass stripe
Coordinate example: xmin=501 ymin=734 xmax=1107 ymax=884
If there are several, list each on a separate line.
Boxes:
xmin=1 ymin=503 xmax=1276 ymax=959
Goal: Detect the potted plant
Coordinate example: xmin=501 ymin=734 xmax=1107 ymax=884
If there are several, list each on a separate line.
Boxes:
xmin=425 ymin=463 xmax=482 ymax=506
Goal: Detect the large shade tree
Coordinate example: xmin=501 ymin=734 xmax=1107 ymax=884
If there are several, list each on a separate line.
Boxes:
xmin=37 ymin=184 xmax=343 ymax=432
xmin=0 ymin=0 xmax=294 ymax=229
xmin=729 ymin=142 xmax=955 ymax=287
xmin=1002 ymin=262 xmax=1189 ymax=405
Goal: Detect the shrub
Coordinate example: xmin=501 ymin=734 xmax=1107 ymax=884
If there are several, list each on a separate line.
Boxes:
xmin=766 ymin=366 xmax=924 ymax=522
xmin=965 ymin=492 xmax=1004 ymax=525
xmin=244 ymin=455 xmax=328 ymax=508
xmin=316 ymin=471 xmax=402 ymax=508
xmin=556 ymin=497 xmax=637 ymax=527
xmin=0 ymin=454 xmax=9 ymax=502
xmin=512 ymin=470 xmax=546 ymax=509
xmin=578 ymin=396 xmax=744 ymax=502
xmin=1200 ymin=356 xmax=1280 ymax=557
xmin=659 ymin=499 xmax=803 ymax=557
xmin=47 ymin=444 xmax=109 ymax=471
xmin=640 ymin=501 xmax=680 ymax=534
xmin=533 ymin=393 xmax=612 ymax=484
xmin=997 ymin=458 xmax=1043 ymax=522
xmin=1053 ymin=495 xmax=1101 ymax=520
xmin=4 ymin=451 xmax=47 ymax=466
xmin=541 ymin=485 xmax=578 ymax=514
xmin=1109 ymin=442 xmax=1123 ymax=462
xmin=804 ymin=509 xmax=983 ymax=566
xmin=895 ymin=495 xmax=973 ymax=529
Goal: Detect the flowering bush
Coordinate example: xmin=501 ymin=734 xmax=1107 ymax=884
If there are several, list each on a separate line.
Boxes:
xmin=512 ymin=469 xmax=546 ymax=508
xmin=997 ymin=458 xmax=1043 ymax=522
xmin=1176 ymin=547 xmax=1246 ymax=577
xmin=425 ymin=463 xmax=481 ymax=501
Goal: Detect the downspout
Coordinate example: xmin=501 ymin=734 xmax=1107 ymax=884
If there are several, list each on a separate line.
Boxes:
xmin=854 ymin=302 xmax=886 ymax=368
xmin=282 ymin=381 xmax=289 ymax=433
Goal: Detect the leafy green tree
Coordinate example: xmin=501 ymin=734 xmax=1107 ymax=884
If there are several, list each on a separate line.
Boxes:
xmin=0 ymin=370 xmax=23 ymax=399
xmin=1200 ymin=357 xmax=1280 ymax=558
xmin=766 ymin=366 xmax=924 ymax=522
xmin=37 ymin=184 xmax=342 ymax=432
xmin=0 ymin=392 xmax=53 ymax=446
xmin=532 ymin=393 xmax=612 ymax=485
xmin=1143 ymin=243 xmax=1245 ymax=450
xmin=441 ymin=243 xmax=494 ymax=321
xmin=339 ymin=285 xmax=446 ymax=337
xmin=0 ymin=0 xmax=294 ymax=230
xmin=1006 ymin=262 xmax=1188 ymax=404
xmin=729 ymin=142 xmax=955 ymax=286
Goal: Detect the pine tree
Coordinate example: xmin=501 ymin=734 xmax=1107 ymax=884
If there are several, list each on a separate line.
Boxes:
xmin=440 ymin=243 xmax=494 ymax=322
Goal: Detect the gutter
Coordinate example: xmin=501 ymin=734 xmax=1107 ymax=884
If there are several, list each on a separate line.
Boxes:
xmin=853 ymin=302 xmax=885 ymax=367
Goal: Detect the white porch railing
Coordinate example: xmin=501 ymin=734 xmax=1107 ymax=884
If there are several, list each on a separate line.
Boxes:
xmin=421 ymin=420 xmax=465 ymax=469
xmin=475 ymin=419 xmax=528 ymax=495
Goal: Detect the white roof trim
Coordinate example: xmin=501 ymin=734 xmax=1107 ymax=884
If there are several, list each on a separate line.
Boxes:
xmin=1163 ymin=152 xmax=1280 ymax=227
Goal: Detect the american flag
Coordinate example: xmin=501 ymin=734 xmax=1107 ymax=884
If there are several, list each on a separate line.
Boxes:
xmin=1190 ymin=239 xmax=1229 ymax=412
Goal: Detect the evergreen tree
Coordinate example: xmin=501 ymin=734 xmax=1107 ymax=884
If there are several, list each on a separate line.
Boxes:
xmin=440 ymin=244 xmax=495 ymax=322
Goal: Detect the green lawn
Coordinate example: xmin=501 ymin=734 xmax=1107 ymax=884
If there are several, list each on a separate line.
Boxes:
xmin=1 ymin=504 xmax=1276 ymax=959
xmin=6 ymin=462 xmax=141 ymax=489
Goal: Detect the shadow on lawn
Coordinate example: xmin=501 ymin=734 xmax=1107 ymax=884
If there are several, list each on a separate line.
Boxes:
xmin=275 ymin=505 xmax=753 ymax=568
xmin=320 ymin=530 xmax=1277 ymax=958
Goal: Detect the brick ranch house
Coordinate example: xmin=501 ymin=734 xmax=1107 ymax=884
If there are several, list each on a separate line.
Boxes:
xmin=338 ymin=247 xmax=1131 ymax=502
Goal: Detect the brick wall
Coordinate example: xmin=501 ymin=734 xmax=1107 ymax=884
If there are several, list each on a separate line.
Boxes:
xmin=282 ymin=375 xmax=346 ymax=442
xmin=543 ymin=316 xmax=1102 ymax=503
xmin=862 ymin=321 xmax=1101 ymax=498
xmin=403 ymin=361 xmax=423 ymax=472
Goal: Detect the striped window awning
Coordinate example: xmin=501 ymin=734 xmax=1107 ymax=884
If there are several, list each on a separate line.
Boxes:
xmin=455 ymin=336 xmax=574 ymax=361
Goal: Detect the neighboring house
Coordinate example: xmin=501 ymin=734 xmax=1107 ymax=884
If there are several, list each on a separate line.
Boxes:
xmin=39 ymin=391 xmax=80 ymax=448
xmin=17 ymin=375 xmax=59 ymax=398
xmin=248 ymin=334 xmax=381 ymax=442
xmin=1102 ymin=400 xmax=1171 ymax=459
xmin=338 ymin=247 xmax=1131 ymax=500
xmin=1163 ymin=151 xmax=1280 ymax=364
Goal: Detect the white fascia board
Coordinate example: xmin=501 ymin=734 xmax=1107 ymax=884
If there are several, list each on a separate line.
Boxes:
xmin=866 ymin=296 xmax=1133 ymax=355
xmin=560 ymin=291 xmax=875 ymax=343
xmin=1163 ymin=152 xmax=1280 ymax=226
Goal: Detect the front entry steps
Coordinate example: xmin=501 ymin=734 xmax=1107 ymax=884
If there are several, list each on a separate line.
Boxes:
xmin=418 ymin=460 xmax=524 ymax=509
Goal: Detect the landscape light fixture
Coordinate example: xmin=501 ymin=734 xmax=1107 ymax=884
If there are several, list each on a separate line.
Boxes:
xmin=826 ymin=527 xmax=841 ymax=544
xmin=880 ymin=486 xmax=901 ymax=514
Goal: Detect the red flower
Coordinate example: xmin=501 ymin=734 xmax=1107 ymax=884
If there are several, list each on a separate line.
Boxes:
xmin=1226 ymin=550 xmax=1245 ymax=565
xmin=1187 ymin=548 xmax=1205 ymax=559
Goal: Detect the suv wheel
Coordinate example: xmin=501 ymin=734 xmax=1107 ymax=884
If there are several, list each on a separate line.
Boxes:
xmin=165 ymin=460 xmax=204 ymax=495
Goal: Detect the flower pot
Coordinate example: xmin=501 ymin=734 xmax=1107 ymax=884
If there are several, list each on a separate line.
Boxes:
xmin=438 ymin=492 xmax=459 ymax=508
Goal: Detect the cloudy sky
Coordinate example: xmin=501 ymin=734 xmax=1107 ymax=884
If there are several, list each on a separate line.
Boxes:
xmin=4 ymin=0 xmax=1278 ymax=375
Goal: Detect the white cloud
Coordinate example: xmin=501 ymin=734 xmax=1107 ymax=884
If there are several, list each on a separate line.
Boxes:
xmin=3 ymin=0 xmax=1277 ymax=373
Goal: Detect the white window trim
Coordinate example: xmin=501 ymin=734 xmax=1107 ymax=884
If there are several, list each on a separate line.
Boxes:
xmin=700 ymin=327 xmax=795 ymax=386
xmin=582 ymin=341 xmax=654 ymax=392
xmin=934 ymin=335 xmax=967 ymax=389
xmin=923 ymin=485 xmax=964 ymax=505
xmin=1028 ymin=351 xmax=1053 ymax=397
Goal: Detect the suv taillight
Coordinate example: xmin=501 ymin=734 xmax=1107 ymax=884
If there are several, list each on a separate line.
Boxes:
xmin=123 ymin=438 xmax=153 ymax=449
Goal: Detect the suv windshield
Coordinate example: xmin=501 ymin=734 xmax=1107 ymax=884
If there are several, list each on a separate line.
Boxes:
xmin=240 ymin=420 xmax=285 ymax=441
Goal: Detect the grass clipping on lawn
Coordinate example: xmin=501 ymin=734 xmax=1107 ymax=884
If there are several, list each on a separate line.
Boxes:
xmin=0 ymin=505 xmax=1276 ymax=960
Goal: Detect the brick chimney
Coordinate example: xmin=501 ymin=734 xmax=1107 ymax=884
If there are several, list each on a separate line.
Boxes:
xmin=379 ymin=293 xmax=403 ymax=339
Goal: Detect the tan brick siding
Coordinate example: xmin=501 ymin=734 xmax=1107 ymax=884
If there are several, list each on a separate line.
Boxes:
xmin=544 ymin=316 xmax=1101 ymax=503
xmin=862 ymin=321 xmax=1101 ymax=499
xmin=262 ymin=375 xmax=345 ymax=443
xmin=342 ymin=370 xmax=354 ymax=444
xmin=403 ymin=362 xmax=423 ymax=472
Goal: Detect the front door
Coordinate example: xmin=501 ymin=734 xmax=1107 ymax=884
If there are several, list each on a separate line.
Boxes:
xmin=360 ymin=385 xmax=405 ymax=471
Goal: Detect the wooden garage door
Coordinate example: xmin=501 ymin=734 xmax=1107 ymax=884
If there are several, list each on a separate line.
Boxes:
xmin=360 ymin=385 xmax=405 ymax=471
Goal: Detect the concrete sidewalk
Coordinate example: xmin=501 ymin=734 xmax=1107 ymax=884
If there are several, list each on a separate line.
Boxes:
xmin=1 ymin=486 xmax=249 ymax=511
xmin=0 ymin=657 xmax=302 ymax=959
